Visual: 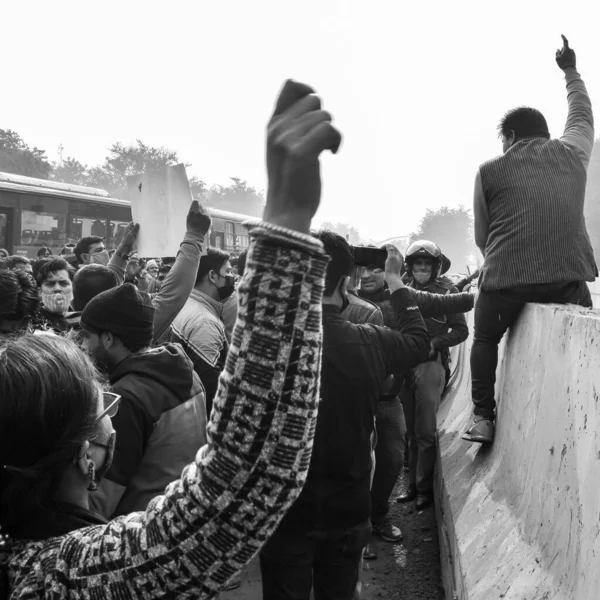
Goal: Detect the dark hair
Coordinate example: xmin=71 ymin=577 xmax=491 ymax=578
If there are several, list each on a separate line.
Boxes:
xmin=73 ymin=265 xmax=119 ymax=311
xmin=4 ymin=255 xmax=30 ymax=270
xmin=497 ymin=106 xmax=550 ymax=141
xmin=74 ymin=236 xmax=104 ymax=263
xmin=0 ymin=270 xmax=39 ymax=324
xmin=237 ymin=249 xmax=248 ymax=278
xmin=34 ymin=257 xmax=75 ymax=287
xmin=195 ymin=248 xmax=230 ymax=285
xmin=312 ymin=230 xmax=355 ymax=296
xmin=37 ymin=247 xmax=52 ymax=258
xmin=0 ymin=335 xmax=100 ymax=533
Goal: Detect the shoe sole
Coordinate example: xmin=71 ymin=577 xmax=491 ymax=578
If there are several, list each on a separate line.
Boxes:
xmin=462 ymin=432 xmax=493 ymax=444
xmin=374 ymin=530 xmax=403 ymax=543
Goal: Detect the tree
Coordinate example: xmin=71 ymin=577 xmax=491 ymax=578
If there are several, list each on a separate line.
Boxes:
xmin=410 ymin=205 xmax=477 ymax=271
xmin=0 ymin=129 xmax=52 ymax=179
xmin=50 ymin=157 xmax=89 ymax=186
xmin=584 ymin=139 xmax=600 ymax=261
xmin=205 ymin=177 xmax=264 ymax=217
xmin=189 ymin=175 xmax=209 ymax=203
xmin=320 ymin=221 xmax=363 ymax=245
xmin=91 ymin=140 xmax=182 ymax=197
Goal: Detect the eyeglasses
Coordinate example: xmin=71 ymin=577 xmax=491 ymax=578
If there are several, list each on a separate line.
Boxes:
xmin=96 ymin=392 xmax=121 ymax=422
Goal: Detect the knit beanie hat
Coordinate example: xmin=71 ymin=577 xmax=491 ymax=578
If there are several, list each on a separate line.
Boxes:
xmin=146 ymin=259 xmax=158 ymax=270
xmin=81 ymin=283 xmax=154 ymax=347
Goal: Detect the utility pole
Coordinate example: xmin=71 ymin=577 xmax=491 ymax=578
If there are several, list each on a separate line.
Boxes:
xmin=58 ymin=143 xmax=64 ymax=164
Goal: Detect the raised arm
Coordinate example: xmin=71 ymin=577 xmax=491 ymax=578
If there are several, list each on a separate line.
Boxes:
xmin=407 ymin=286 xmax=474 ymax=317
xmin=152 ymin=201 xmax=211 ymax=343
xmin=556 ymin=36 xmax=594 ymax=169
xmin=43 ymin=80 xmax=341 ymax=599
xmin=107 ymin=222 xmax=140 ymax=284
xmin=375 ymin=245 xmax=430 ymax=372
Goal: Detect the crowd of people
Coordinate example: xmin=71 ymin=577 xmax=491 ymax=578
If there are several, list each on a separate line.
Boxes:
xmin=0 ymin=36 xmax=596 ymax=600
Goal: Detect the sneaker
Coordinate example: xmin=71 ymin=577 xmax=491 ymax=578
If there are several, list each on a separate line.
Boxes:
xmin=415 ymin=492 xmax=433 ymax=511
xmin=462 ymin=417 xmax=495 ymax=444
xmin=372 ymin=522 xmax=403 ymax=543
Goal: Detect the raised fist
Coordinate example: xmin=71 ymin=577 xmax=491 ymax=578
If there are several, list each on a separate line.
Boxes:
xmin=186 ymin=200 xmax=212 ymax=236
xmin=263 ymin=80 xmax=342 ymax=234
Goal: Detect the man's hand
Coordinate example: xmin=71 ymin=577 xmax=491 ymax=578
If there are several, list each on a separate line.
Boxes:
xmin=384 ymin=244 xmax=406 ymax=292
xmin=117 ymin=222 xmax=140 ymax=256
xmin=125 ymin=258 xmax=144 ymax=281
xmin=186 ymin=200 xmax=212 ymax=236
xmin=263 ymin=79 xmax=342 ymax=234
xmin=556 ymin=34 xmax=576 ymax=71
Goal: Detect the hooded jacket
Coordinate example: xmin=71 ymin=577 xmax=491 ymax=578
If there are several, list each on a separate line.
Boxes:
xmin=90 ymin=343 xmax=208 ymax=518
xmin=169 ymin=288 xmax=229 ymax=417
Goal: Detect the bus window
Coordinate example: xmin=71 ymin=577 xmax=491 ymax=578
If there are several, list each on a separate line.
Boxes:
xmin=68 ymin=200 xmax=109 ymax=244
xmin=234 ymin=222 xmax=248 ymax=249
xmin=0 ymin=210 xmax=10 ymax=255
xmin=106 ymin=205 xmax=132 ymax=248
xmin=17 ymin=194 xmax=69 ymax=256
xmin=224 ymin=221 xmax=235 ymax=250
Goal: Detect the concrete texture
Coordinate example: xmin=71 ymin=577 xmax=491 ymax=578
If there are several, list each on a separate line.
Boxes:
xmin=436 ymin=303 xmax=600 ymax=600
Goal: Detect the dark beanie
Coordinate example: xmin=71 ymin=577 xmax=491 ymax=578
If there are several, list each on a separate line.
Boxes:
xmin=81 ymin=283 xmax=154 ymax=346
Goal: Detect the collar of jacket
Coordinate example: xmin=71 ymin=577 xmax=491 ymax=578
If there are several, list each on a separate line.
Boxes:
xmin=357 ymin=284 xmax=389 ymax=304
xmin=190 ymin=288 xmax=224 ymax=318
xmin=322 ymin=304 xmax=342 ymax=316
xmin=9 ymin=501 xmax=107 ymax=541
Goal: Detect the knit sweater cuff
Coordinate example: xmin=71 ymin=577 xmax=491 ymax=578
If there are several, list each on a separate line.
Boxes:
xmin=244 ymin=220 xmax=324 ymax=255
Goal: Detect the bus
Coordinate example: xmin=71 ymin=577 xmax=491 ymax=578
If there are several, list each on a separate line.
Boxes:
xmin=0 ymin=171 xmax=251 ymax=259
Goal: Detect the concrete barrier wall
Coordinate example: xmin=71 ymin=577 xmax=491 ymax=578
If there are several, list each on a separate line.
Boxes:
xmin=435 ymin=303 xmax=600 ymax=600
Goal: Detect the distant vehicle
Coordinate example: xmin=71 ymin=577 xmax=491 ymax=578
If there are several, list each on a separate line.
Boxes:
xmin=0 ymin=172 xmax=251 ymax=258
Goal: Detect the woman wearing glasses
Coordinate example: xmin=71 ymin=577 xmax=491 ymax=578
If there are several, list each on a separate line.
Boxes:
xmin=0 ymin=221 xmax=326 ymax=598
xmin=0 ymin=77 xmax=339 ymax=599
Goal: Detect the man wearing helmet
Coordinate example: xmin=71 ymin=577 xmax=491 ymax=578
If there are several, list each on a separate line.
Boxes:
xmin=398 ymin=240 xmax=469 ymax=510
xmin=357 ymin=244 xmax=474 ymax=548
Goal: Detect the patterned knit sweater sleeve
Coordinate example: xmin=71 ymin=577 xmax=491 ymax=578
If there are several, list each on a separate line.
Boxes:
xmin=8 ymin=223 xmax=328 ymax=600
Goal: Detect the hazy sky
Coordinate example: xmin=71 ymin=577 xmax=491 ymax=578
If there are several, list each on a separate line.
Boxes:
xmin=3 ymin=0 xmax=599 ymax=242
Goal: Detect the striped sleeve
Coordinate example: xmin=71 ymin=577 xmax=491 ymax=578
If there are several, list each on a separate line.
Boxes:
xmin=12 ymin=223 xmax=328 ymax=599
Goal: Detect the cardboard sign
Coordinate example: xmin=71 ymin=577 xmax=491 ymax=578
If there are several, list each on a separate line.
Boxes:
xmin=128 ymin=163 xmax=195 ymax=258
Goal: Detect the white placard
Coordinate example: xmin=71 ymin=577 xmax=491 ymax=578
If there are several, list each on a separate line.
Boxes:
xmin=128 ymin=164 xmax=193 ymax=257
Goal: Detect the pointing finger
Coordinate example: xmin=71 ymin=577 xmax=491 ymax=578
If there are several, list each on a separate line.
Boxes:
xmin=561 ymin=34 xmax=569 ymax=49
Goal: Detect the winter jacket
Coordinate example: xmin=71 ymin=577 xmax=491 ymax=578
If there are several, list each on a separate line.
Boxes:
xmin=89 ymin=343 xmax=208 ymax=518
xmin=405 ymin=277 xmax=469 ymax=354
xmin=4 ymin=222 xmax=328 ymax=599
xmin=279 ymin=289 xmax=429 ymax=532
xmin=343 ymin=289 xmax=384 ymax=326
xmin=169 ymin=289 xmax=228 ymax=417
xmin=358 ymin=284 xmax=474 ymax=391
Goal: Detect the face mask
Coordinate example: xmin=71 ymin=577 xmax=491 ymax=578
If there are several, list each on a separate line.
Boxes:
xmin=42 ymin=292 xmax=73 ymax=315
xmin=216 ymin=275 xmax=236 ymax=301
xmin=87 ymin=250 xmax=109 ymax=266
xmin=413 ymin=272 xmax=432 ymax=285
xmin=91 ymin=432 xmax=116 ymax=485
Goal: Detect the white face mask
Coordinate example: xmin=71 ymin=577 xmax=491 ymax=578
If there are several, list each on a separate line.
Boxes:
xmin=413 ymin=272 xmax=432 ymax=285
xmin=42 ymin=292 xmax=73 ymax=315
xmin=87 ymin=250 xmax=110 ymax=266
